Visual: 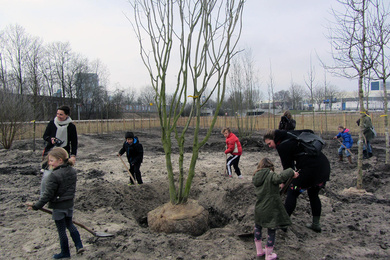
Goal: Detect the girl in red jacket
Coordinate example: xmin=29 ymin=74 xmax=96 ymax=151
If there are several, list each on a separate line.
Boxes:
xmin=222 ymin=128 xmax=243 ymax=178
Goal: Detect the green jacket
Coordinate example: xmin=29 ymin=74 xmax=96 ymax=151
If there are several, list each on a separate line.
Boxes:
xmin=361 ymin=115 xmax=375 ymax=142
xmin=252 ymin=168 xmax=294 ymax=228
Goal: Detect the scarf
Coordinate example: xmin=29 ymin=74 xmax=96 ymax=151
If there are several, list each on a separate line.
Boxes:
xmin=54 ymin=116 xmax=72 ymax=148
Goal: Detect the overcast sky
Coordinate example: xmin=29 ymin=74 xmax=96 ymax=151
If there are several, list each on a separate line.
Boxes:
xmin=1 ymin=0 xmax=357 ymax=94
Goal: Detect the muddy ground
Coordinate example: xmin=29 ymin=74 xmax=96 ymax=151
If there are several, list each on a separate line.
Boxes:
xmin=0 ymin=128 xmax=389 ymax=260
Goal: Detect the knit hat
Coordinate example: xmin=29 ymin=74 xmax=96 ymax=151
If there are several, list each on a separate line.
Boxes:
xmin=125 ymin=132 xmax=134 ymax=139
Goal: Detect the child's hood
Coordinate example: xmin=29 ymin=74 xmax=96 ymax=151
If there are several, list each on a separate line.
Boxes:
xmin=343 ymin=128 xmax=350 ymax=133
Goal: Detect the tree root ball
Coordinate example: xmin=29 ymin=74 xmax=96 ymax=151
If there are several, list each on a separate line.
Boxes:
xmin=147 ymin=199 xmax=209 ymax=236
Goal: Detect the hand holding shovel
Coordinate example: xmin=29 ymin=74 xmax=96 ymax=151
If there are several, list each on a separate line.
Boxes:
xmin=280 ymin=169 xmax=300 ymax=195
xmin=40 ymin=207 xmax=113 ymax=237
xmin=117 ymin=154 xmax=137 ymax=184
xmin=336 ymin=139 xmax=355 ymax=159
xmin=25 ymin=203 xmax=113 ymax=237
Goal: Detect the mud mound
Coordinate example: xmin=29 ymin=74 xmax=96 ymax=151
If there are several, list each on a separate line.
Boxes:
xmin=76 ymin=178 xmax=169 ymax=227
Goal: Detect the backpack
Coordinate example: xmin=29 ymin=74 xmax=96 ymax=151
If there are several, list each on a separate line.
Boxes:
xmin=285 ymin=131 xmax=325 ymax=157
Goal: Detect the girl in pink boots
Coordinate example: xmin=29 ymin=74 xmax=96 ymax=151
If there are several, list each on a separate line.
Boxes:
xmin=252 ymin=158 xmax=299 ymax=259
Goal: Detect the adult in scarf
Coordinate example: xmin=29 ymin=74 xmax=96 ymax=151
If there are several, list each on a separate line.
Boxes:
xmin=41 ymin=106 xmax=78 ymax=196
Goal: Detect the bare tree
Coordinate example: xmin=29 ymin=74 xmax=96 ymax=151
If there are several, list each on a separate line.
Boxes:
xmin=25 ymin=36 xmax=45 ymax=120
xmin=325 ymin=84 xmax=340 ymax=111
xmin=47 ymin=41 xmax=72 ymax=98
xmin=0 ymin=91 xmax=32 ymax=149
xmin=313 ymin=86 xmax=325 ymax=111
xmin=274 ymin=90 xmax=291 ymax=110
xmin=371 ymin=0 xmax=390 ymax=164
xmin=129 ymin=0 xmax=245 ymax=204
xmin=139 ymin=85 xmax=156 ymax=106
xmin=228 ymin=49 xmax=261 ymax=137
xmin=267 ymin=61 xmax=276 ymax=128
xmin=41 ymin=47 xmax=57 ymax=97
xmin=0 ymin=31 xmax=8 ymax=91
xmin=289 ymin=81 xmax=305 ymax=110
xmin=304 ymin=54 xmax=317 ymax=130
xmin=1 ymin=24 xmax=30 ymax=95
xmin=326 ymin=0 xmax=378 ymax=189
xmin=65 ymin=53 xmax=87 ymax=105
xmin=124 ymin=88 xmax=137 ymax=104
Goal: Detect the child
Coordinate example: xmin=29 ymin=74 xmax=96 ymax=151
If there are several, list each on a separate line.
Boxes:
xmin=252 ymin=158 xmax=299 ymax=260
xmin=221 ymin=128 xmax=243 ymax=178
xmin=26 ymin=147 xmax=84 ymax=259
xmin=118 ymin=132 xmax=144 ymax=184
xmin=333 ymin=125 xmax=353 ymax=164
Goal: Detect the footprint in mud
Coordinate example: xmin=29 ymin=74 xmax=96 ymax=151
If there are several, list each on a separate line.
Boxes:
xmin=84 ymin=169 xmax=105 ymax=179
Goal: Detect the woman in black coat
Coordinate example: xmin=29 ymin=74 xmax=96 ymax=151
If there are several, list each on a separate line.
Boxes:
xmin=263 ymin=129 xmax=330 ymax=233
xmin=41 ymin=106 xmax=78 ymax=197
xmin=43 ymin=105 xmax=78 ymax=162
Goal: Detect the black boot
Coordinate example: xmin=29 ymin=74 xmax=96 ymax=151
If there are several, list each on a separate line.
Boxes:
xmin=306 ymin=216 xmax=321 ymax=233
xmin=368 ymin=152 xmax=373 ymax=158
xmin=363 ymin=150 xmax=368 ymax=159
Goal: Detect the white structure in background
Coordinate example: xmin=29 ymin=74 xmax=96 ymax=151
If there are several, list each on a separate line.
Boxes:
xmin=317 ymin=81 xmax=389 ymax=111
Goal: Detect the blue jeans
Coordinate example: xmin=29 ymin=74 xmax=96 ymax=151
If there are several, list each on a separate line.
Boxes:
xmin=358 ymin=140 xmax=372 ymax=154
xmin=364 ymin=141 xmax=372 ymax=154
xmin=338 ymin=145 xmax=351 ymax=157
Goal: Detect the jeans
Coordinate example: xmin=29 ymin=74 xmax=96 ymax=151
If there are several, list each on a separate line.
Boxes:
xmin=338 ymin=145 xmax=351 ymax=157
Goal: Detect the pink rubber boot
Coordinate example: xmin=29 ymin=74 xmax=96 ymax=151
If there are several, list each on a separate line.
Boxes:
xmin=265 ymin=246 xmax=277 ymax=260
xmin=255 ymin=240 xmax=265 ymax=257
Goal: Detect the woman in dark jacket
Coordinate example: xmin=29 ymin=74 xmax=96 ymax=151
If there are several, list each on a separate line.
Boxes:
xmin=42 ymin=105 xmax=78 ymax=161
xmin=41 ymin=105 xmax=78 ymax=197
xmin=278 ymin=110 xmax=296 ymax=131
xmin=263 ymin=129 xmax=330 ymax=233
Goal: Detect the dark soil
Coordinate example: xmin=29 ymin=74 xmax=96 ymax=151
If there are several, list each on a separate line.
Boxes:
xmin=0 ymin=128 xmax=389 ymax=259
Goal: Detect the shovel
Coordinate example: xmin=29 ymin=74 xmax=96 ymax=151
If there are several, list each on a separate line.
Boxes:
xmin=118 ymin=154 xmax=137 ymax=184
xmin=279 ymin=169 xmax=300 ymax=195
xmin=336 ymin=139 xmax=355 ymax=159
xmin=39 ymin=207 xmax=114 ymax=237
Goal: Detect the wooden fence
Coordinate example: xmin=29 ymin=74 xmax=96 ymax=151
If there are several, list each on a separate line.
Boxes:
xmin=17 ymin=111 xmax=389 ymax=141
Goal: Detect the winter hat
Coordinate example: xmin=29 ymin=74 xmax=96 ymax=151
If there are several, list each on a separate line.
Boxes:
xmin=125 ymin=132 xmax=134 ymax=139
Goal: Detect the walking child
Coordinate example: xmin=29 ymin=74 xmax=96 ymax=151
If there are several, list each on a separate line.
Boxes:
xmin=333 ymin=125 xmax=353 ymax=164
xmin=253 ymin=158 xmax=299 ymax=260
xmin=222 ymin=128 xmax=243 ymax=178
xmin=26 ymin=147 xmax=84 ymax=259
xmin=118 ymin=132 xmax=144 ymax=184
